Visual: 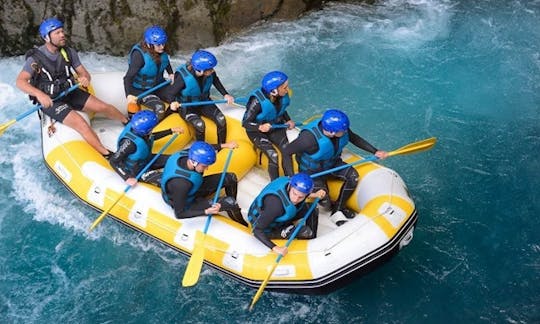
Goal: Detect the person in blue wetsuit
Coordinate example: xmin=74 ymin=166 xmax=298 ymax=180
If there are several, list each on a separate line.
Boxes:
xmin=166 ymin=50 xmax=236 ymax=151
xmin=248 ymin=173 xmax=326 ymax=256
xmin=109 ymin=111 xmax=183 ymax=187
xmin=16 ymin=17 xmax=128 ymax=158
xmin=242 ymin=71 xmax=295 ymax=180
xmin=123 ymin=25 xmax=174 ymax=120
xmin=282 ymin=109 xmax=388 ymax=225
xmin=160 ymin=141 xmax=246 ymax=225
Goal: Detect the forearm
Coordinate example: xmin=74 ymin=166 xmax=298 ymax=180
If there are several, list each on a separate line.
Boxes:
xmin=253 ymin=228 xmax=276 ymax=250
xmin=212 ymin=75 xmax=228 ymax=96
xmin=349 ymin=130 xmax=378 ymax=154
xmin=151 ymin=129 xmax=173 ymax=140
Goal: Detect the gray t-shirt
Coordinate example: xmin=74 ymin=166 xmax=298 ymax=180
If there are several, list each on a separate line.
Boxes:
xmin=23 ymin=45 xmax=82 ymax=76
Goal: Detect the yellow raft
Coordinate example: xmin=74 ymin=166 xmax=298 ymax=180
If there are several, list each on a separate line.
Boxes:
xmin=40 ymin=72 xmax=417 ymax=294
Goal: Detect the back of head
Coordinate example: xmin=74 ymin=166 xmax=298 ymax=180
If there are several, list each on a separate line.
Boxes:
xmin=321 ymin=109 xmax=350 ymax=133
xmin=188 ymin=141 xmax=216 ymax=165
xmin=144 ymin=25 xmax=168 ymax=45
xmin=39 ymin=17 xmax=64 ymax=40
xmin=191 ymin=50 xmax=217 ymax=72
xmin=289 ymin=173 xmax=313 ymax=194
xmin=261 ymin=70 xmax=288 ymax=93
xmin=131 ymin=110 xmax=158 ymax=136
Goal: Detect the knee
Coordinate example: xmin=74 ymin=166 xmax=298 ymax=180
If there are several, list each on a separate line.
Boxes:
xmin=193 ymin=119 xmax=205 ymax=133
xmin=344 ymin=169 xmax=359 ymax=186
xmin=97 ymin=102 xmax=114 ymax=113
xmin=226 ymin=172 xmax=238 ymax=183
xmin=216 ymin=113 xmax=226 ymax=127
xmin=267 ymin=149 xmax=279 ymax=165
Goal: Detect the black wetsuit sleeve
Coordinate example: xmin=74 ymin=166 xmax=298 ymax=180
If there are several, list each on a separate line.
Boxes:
xmin=252 ymin=195 xmax=286 ymax=249
xmin=212 ymin=73 xmax=229 ymax=96
xmin=279 ymin=110 xmax=291 ymax=123
xmin=109 ymin=138 xmax=138 ymax=180
xmin=166 ymin=178 xmax=208 ymax=219
xmin=165 ymin=62 xmax=173 ymax=75
xmin=281 ymin=131 xmax=319 ymax=176
xmin=162 ymin=71 xmax=186 ymax=103
xmin=123 ymin=50 xmax=145 ymax=97
xmin=151 ymin=129 xmax=173 ymax=140
xmin=242 ymin=96 xmax=263 ymax=132
xmin=348 ymin=129 xmax=378 ymax=154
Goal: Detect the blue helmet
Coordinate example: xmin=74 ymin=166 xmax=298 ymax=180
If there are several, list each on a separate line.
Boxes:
xmin=188 ymin=141 xmax=216 ymax=165
xmin=290 ymin=173 xmax=313 ymax=195
xmin=39 ymin=18 xmax=64 ymax=39
xmin=262 ymin=71 xmax=288 ymax=93
xmin=144 ymin=25 xmax=168 ymax=45
xmin=321 ymin=109 xmax=349 ymax=133
xmin=191 ymin=50 xmax=217 ymax=71
xmin=131 ymin=110 xmax=158 ymax=136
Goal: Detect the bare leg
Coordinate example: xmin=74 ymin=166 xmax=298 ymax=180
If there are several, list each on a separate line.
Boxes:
xmin=62 ymin=111 xmax=109 ymax=155
xmin=83 ymin=95 xmax=128 ymax=123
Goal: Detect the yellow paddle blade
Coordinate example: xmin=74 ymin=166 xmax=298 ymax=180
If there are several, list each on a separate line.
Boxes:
xmin=302 ymin=114 xmax=321 ymax=125
xmin=182 ymin=231 xmax=206 ymax=287
xmin=0 ymin=119 xmax=16 ymax=136
xmin=88 ymin=192 xmax=126 ymax=232
xmin=249 ymin=261 xmax=279 ymax=311
xmin=388 ymin=137 xmax=437 ymax=157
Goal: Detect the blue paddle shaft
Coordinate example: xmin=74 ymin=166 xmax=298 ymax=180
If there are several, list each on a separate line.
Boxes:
xmin=122 ymin=133 xmax=179 ymax=194
xmin=136 ymin=80 xmax=171 ymax=101
xmin=181 ymin=97 xmax=247 ymax=108
xmin=202 ymin=149 xmax=234 ymax=234
xmin=310 ymin=155 xmax=379 ymax=179
xmin=270 ymin=122 xmax=303 ymax=129
xmin=16 ymin=83 xmax=80 ymax=121
xmin=276 ymin=197 xmax=320 ymax=263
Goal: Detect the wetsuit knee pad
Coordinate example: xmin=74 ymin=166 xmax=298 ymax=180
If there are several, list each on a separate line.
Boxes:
xmin=343 ymin=168 xmax=359 ymax=187
xmin=215 ymin=112 xmax=226 ymax=127
xmin=267 ymin=149 xmax=279 ymax=165
xmin=192 ymin=119 xmax=205 ymax=133
xmin=226 ymin=172 xmax=238 ymax=183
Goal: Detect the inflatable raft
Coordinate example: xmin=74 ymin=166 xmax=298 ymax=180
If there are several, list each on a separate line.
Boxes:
xmin=40 ymin=72 xmax=417 ymax=294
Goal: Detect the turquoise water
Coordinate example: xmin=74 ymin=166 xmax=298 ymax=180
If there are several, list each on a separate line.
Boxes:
xmin=1 ymin=0 xmax=539 ymax=322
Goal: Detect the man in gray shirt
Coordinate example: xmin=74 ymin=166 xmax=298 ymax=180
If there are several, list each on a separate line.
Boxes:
xmin=15 ymin=17 xmax=128 ymax=157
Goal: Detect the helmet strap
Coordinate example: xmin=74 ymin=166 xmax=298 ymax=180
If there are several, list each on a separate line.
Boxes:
xmin=270 ymin=89 xmax=278 ymax=96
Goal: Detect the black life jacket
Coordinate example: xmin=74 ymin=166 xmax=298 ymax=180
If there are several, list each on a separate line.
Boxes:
xmin=25 ymin=47 xmax=76 ymax=103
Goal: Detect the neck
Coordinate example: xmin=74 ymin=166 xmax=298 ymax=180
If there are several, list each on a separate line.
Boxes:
xmin=44 ymin=42 xmax=59 ymax=53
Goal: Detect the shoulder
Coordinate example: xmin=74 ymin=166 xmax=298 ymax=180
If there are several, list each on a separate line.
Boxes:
xmin=262 ymin=193 xmax=282 ymax=205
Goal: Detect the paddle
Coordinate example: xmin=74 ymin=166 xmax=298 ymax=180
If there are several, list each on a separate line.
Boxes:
xmin=270 ymin=122 xmax=303 ymax=129
xmin=0 ymin=83 xmax=80 ymax=137
xmin=135 ymin=80 xmax=172 ymax=103
xmin=249 ymin=197 xmax=321 ymax=311
xmin=180 ymin=97 xmax=248 ymax=108
xmin=310 ymin=137 xmax=437 ymax=179
xmin=182 ymin=148 xmax=235 ymax=287
xmin=269 ymin=113 xmax=323 ymax=129
xmin=88 ymin=133 xmax=179 ymax=232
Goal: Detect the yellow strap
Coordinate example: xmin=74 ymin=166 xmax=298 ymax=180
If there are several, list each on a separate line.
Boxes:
xmin=60 ymin=48 xmax=70 ymax=63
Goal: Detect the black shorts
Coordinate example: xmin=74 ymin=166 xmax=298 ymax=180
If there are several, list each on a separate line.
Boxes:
xmin=41 ymin=88 xmax=90 ymax=122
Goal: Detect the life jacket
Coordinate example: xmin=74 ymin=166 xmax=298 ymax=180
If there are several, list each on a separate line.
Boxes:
xmin=247 ymin=177 xmax=300 ymax=230
xmin=25 ymin=46 xmax=76 ymax=102
xmin=128 ymin=44 xmax=170 ymax=90
xmin=297 ymin=120 xmax=349 ymax=173
xmin=175 ymin=64 xmax=213 ymax=102
xmin=160 ymin=151 xmax=204 ymax=207
xmin=249 ymin=89 xmax=290 ymax=124
xmin=117 ymin=126 xmax=153 ymax=174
